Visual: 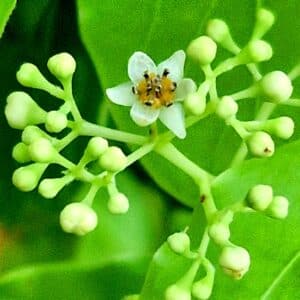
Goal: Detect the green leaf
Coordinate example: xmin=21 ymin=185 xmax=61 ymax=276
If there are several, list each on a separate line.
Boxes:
xmin=0 ymin=0 xmax=16 ymax=39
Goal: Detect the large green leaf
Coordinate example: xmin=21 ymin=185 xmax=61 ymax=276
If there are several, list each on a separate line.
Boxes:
xmin=0 ymin=0 xmax=16 ymax=39
xmin=140 ymin=140 xmax=300 ymax=299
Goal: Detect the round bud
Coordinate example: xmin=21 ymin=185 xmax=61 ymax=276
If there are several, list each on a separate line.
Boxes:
xmin=206 ymin=19 xmax=229 ymax=43
xmin=28 ymin=138 xmax=56 ymax=163
xmin=86 ymin=137 xmax=109 ymax=159
xmin=167 ymin=232 xmax=190 ymax=255
xmin=216 ymin=96 xmax=238 ymax=120
xmin=246 ymin=184 xmax=273 ymax=211
xmin=107 ymin=193 xmax=129 ymax=214
xmin=21 ymin=126 xmax=46 ymax=145
xmin=45 ymin=111 xmax=68 ymax=133
xmin=39 ymin=177 xmax=72 ymax=199
xmin=165 ymin=284 xmax=191 ymax=300
xmin=244 ymin=40 xmax=273 ymax=63
xmin=208 ymin=222 xmax=230 ymax=245
xmin=99 ymin=146 xmax=127 ymax=172
xmin=12 ymin=142 xmax=31 ymax=163
xmin=192 ymin=277 xmax=213 ymax=300
xmin=60 ymin=202 xmax=98 ymax=236
xmin=253 ymin=8 xmax=275 ymax=39
xmin=219 ymin=246 xmax=250 ymax=280
xmin=247 ymin=131 xmax=274 ymax=157
xmin=47 ymin=52 xmax=76 ymax=80
xmin=265 ymin=117 xmax=294 ymax=139
xmin=267 ymin=196 xmax=289 ymax=219
xmin=5 ymin=92 xmax=47 ymax=129
xmin=259 ymin=71 xmax=293 ymax=103
xmin=12 ymin=163 xmax=46 ymax=192
xmin=16 ymin=63 xmax=50 ymax=89
xmin=187 ymin=35 xmax=217 ymax=65
xmin=184 ymin=92 xmax=206 ymax=116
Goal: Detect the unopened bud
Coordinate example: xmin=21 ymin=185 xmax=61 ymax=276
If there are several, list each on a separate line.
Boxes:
xmin=208 ymin=222 xmax=230 ymax=245
xmin=246 ymin=184 xmax=273 ymax=211
xmin=45 ymin=111 xmax=68 ymax=133
xmin=21 ymin=125 xmax=48 ymax=145
xmin=39 ymin=176 xmax=72 ymax=199
xmin=187 ymin=35 xmax=217 ymax=65
xmin=47 ymin=52 xmax=76 ymax=80
xmin=192 ymin=276 xmax=213 ymax=300
xmin=60 ymin=202 xmax=98 ymax=236
xmin=206 ymin=19 xmax=229 ymax=43
xmin=219 ymin=246 xmax=250 ymax=279
xmin=107 ymin=193 xmax=129 ymax=214
xmin=99 ymin=146 xmax=127 ymax=172
xmin=165 ymin=284 xmax=191 ymax=300
xmin=86 ymin=137 xmax=109 ymax=159
xmin=167 ymin=232 xmax=190 ymax=255
xmin=247 ymin=131 xmax=274 ymax=157
xmin=12 ymin=142 xmax=31 ymax=163
xmin=252 ymin=8 xmax=275 ymax=39
xmin=216 ymin=96 xmax=238 ymax=120
xmin=259 ymin=71 xmax=293 ymax=103
xmin=28 ymin=138 xmax=56 ymax=163
xmin=5 ymin=92 xmax=47 ymax=129
xmin=264 ymin=117 xmax=294 ymax=139
xmin=267 ymin=195 xmax=289 ymax=219
xmin=184 ymin=92 xmax=206 ymax=116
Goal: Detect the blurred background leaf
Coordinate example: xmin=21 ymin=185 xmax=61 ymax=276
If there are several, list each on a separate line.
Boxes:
xmin=0 ymin=0 xmax=16 ymax=39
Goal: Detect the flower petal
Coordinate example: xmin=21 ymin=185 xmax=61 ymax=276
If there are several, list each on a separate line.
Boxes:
xmin=157 ymin=50 xmax=185 ymax=83
xmin=159 ymin=103 xmax=186 ymax=139
xmin=130 ymin=101 xmax=160 ymax=127
xmin=106 ymin=82 xmax=136 ymax=106
xmin=175 ymin=78 xmax=197 ymax=101
xmin=128 ymin=52 xmax=157 ymax=84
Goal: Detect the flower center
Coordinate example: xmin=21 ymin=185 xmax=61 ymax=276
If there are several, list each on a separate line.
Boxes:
xmin=132 ymin=69 xmax=177 ymax=109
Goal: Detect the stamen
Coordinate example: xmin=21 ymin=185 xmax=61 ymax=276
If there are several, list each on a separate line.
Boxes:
xmin=143 ymin=71 xmax=149 ymax=79
xmin=132 ymin=86 xmax=137 ymax=94
xmin=163 ymin=68 xmax=170 ymax=77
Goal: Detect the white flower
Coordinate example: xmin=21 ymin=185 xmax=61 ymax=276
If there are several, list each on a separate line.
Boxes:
xmin=106 ymin=50 xmax=196 ymax=139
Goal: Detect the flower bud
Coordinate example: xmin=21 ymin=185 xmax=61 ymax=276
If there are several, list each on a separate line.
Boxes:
xmin=45 ymin=111 xmax=68 ymax=133
xmin=259 ymin=71 xmax=293 ymax=103
xmin=21 ymin=125 xmax=48 ymax=145
xmin=208 ymin=222 xmax=230 ymax=245
xmin=247 ymin=131 xmax=274 ymax=157
xmin=99 ymin=146 xmax=127 ymax=172
xmin=107 ymin=193 xmax=129 ymax=214
xmin=187 ymin=35 xmax=217 ymax=65
xmin=219 ymin=246 xmax=250 ymax=279
xmin=38 ymin=176 xmax=72 ymax=199
xmin=264 ymin=117 xmax=294 ymax=140
xmin=184 ymin=92 xmax=206 ymax=116
xmin=246 ymin=184 xmax=273 ymax=211
xmin=47 ymin=52 xmax=76 ymax=80
xmin=167 ymin=232 xmax=190 ymax=255
xmin=12 ymin=142 xmax=31 ymax=163
xmin=206 ymin=19 xmax=229 ymax=43
xmin=5 ymin=92 xmax=47 ymax=129
xmin=252 ymin=8 xmax=275 ymax=39
xmin=28 ymin=138 xmax=56 ymax=163
xmin=237 ymin=40 xmax=273 ymax=64
xmin=86 ymin=137 xmax=109 ymax=159
xmin=267 ymin=196 xmax=289 ymax=219
xmin=16 ymin=63 xmax=51 ymax=90
xmin=192 ymin=276 xmax=213 ymax=300
xmin=12 ymin=163 xmax=47 ymax=192
xmin=216 ymin=96 xmax=238 ymax=120
xmin=60 ymin=202 xmax=98 ymax=236
xmin=165 ymin=284 xmax=191 ymax=300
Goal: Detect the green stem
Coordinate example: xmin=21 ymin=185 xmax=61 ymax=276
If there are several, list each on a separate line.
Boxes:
xmin=125 ymin=142 xmax=155 ymax=167
xmin=283 ymin=98 xmax=300 ymax=107
xmin=198 ymin=229 xmax=210 ymax=257
xmin=82 ymin=183 xmax=101 ymax=206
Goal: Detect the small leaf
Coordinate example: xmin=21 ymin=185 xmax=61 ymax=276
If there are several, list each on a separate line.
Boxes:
xmin=0 ymin=0 xmax=16 ymax=39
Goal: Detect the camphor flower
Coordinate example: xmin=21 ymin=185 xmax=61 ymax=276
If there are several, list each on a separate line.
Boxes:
xmin=106 ymin=51 xmax=196 ymax=138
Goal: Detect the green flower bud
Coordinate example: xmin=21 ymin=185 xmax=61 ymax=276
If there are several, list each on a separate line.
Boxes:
xmin=86 ymin=137 xmax=109 ymax=159
xmin=12 ymin=163 xmax=47 ymax=192
xmin=237 ymin=40 xmax=273 ymax=64
xmin=252 ymin=8 xmax=275 ymax=39
xmin=16 ymin=63 xmax=51 ymax=90
xmin=165 ymin=284 xmax=191 ymax=300
xmin=192 ymin=276 xmax=213 ymax=300
xmin=5 ymin=92 xmax=47 ymax=129
xmin=99 ymin=146 xmax=127 ymax=172
xmin=167 ymin=232 xmax=190 ymax=255
xmin=264 ymin=117 xmax=294 ymax=139
xmin=206 ymin=19 xmax=229 ymax=43
xmin=208 ymin=222 xmax=230 ymax=245
xmin=107 ymin=193 xmax=129 ymax=214
xmin=45 ymin=111 xmax=68 ymax=133
xmin=267 ymin=195 xmax=289 ymax=219
xmin=246 ymin=184 xmax=273 ymax=211
xmin=47 ymin=52 xmax=76 ymax=80
xmin=184 ymin=92 xmax=206 ymax=116
xmin=12 ymin=142 xmax=31 ymax=163
xmin=28 ymin=138 xmax=56 ymax=163
xmin=38 ymin=176 xmax=73 ymax=199
xmin=187 ymin=35 xmax=217 ymax=65
xmin=216 ymin=96 xmax=238 ymax=120
xmin=259 ymin=71 xmax=293 ymax=103
xmin=60 ymin=202 xmax=98 ymax=236
xmin=247 ymin=131 xmax=274 ymax=157
xmin=219 ymin=246 xmax=250 ymax=280
xmin=21 ymin=125 xmax=48 ymax=145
